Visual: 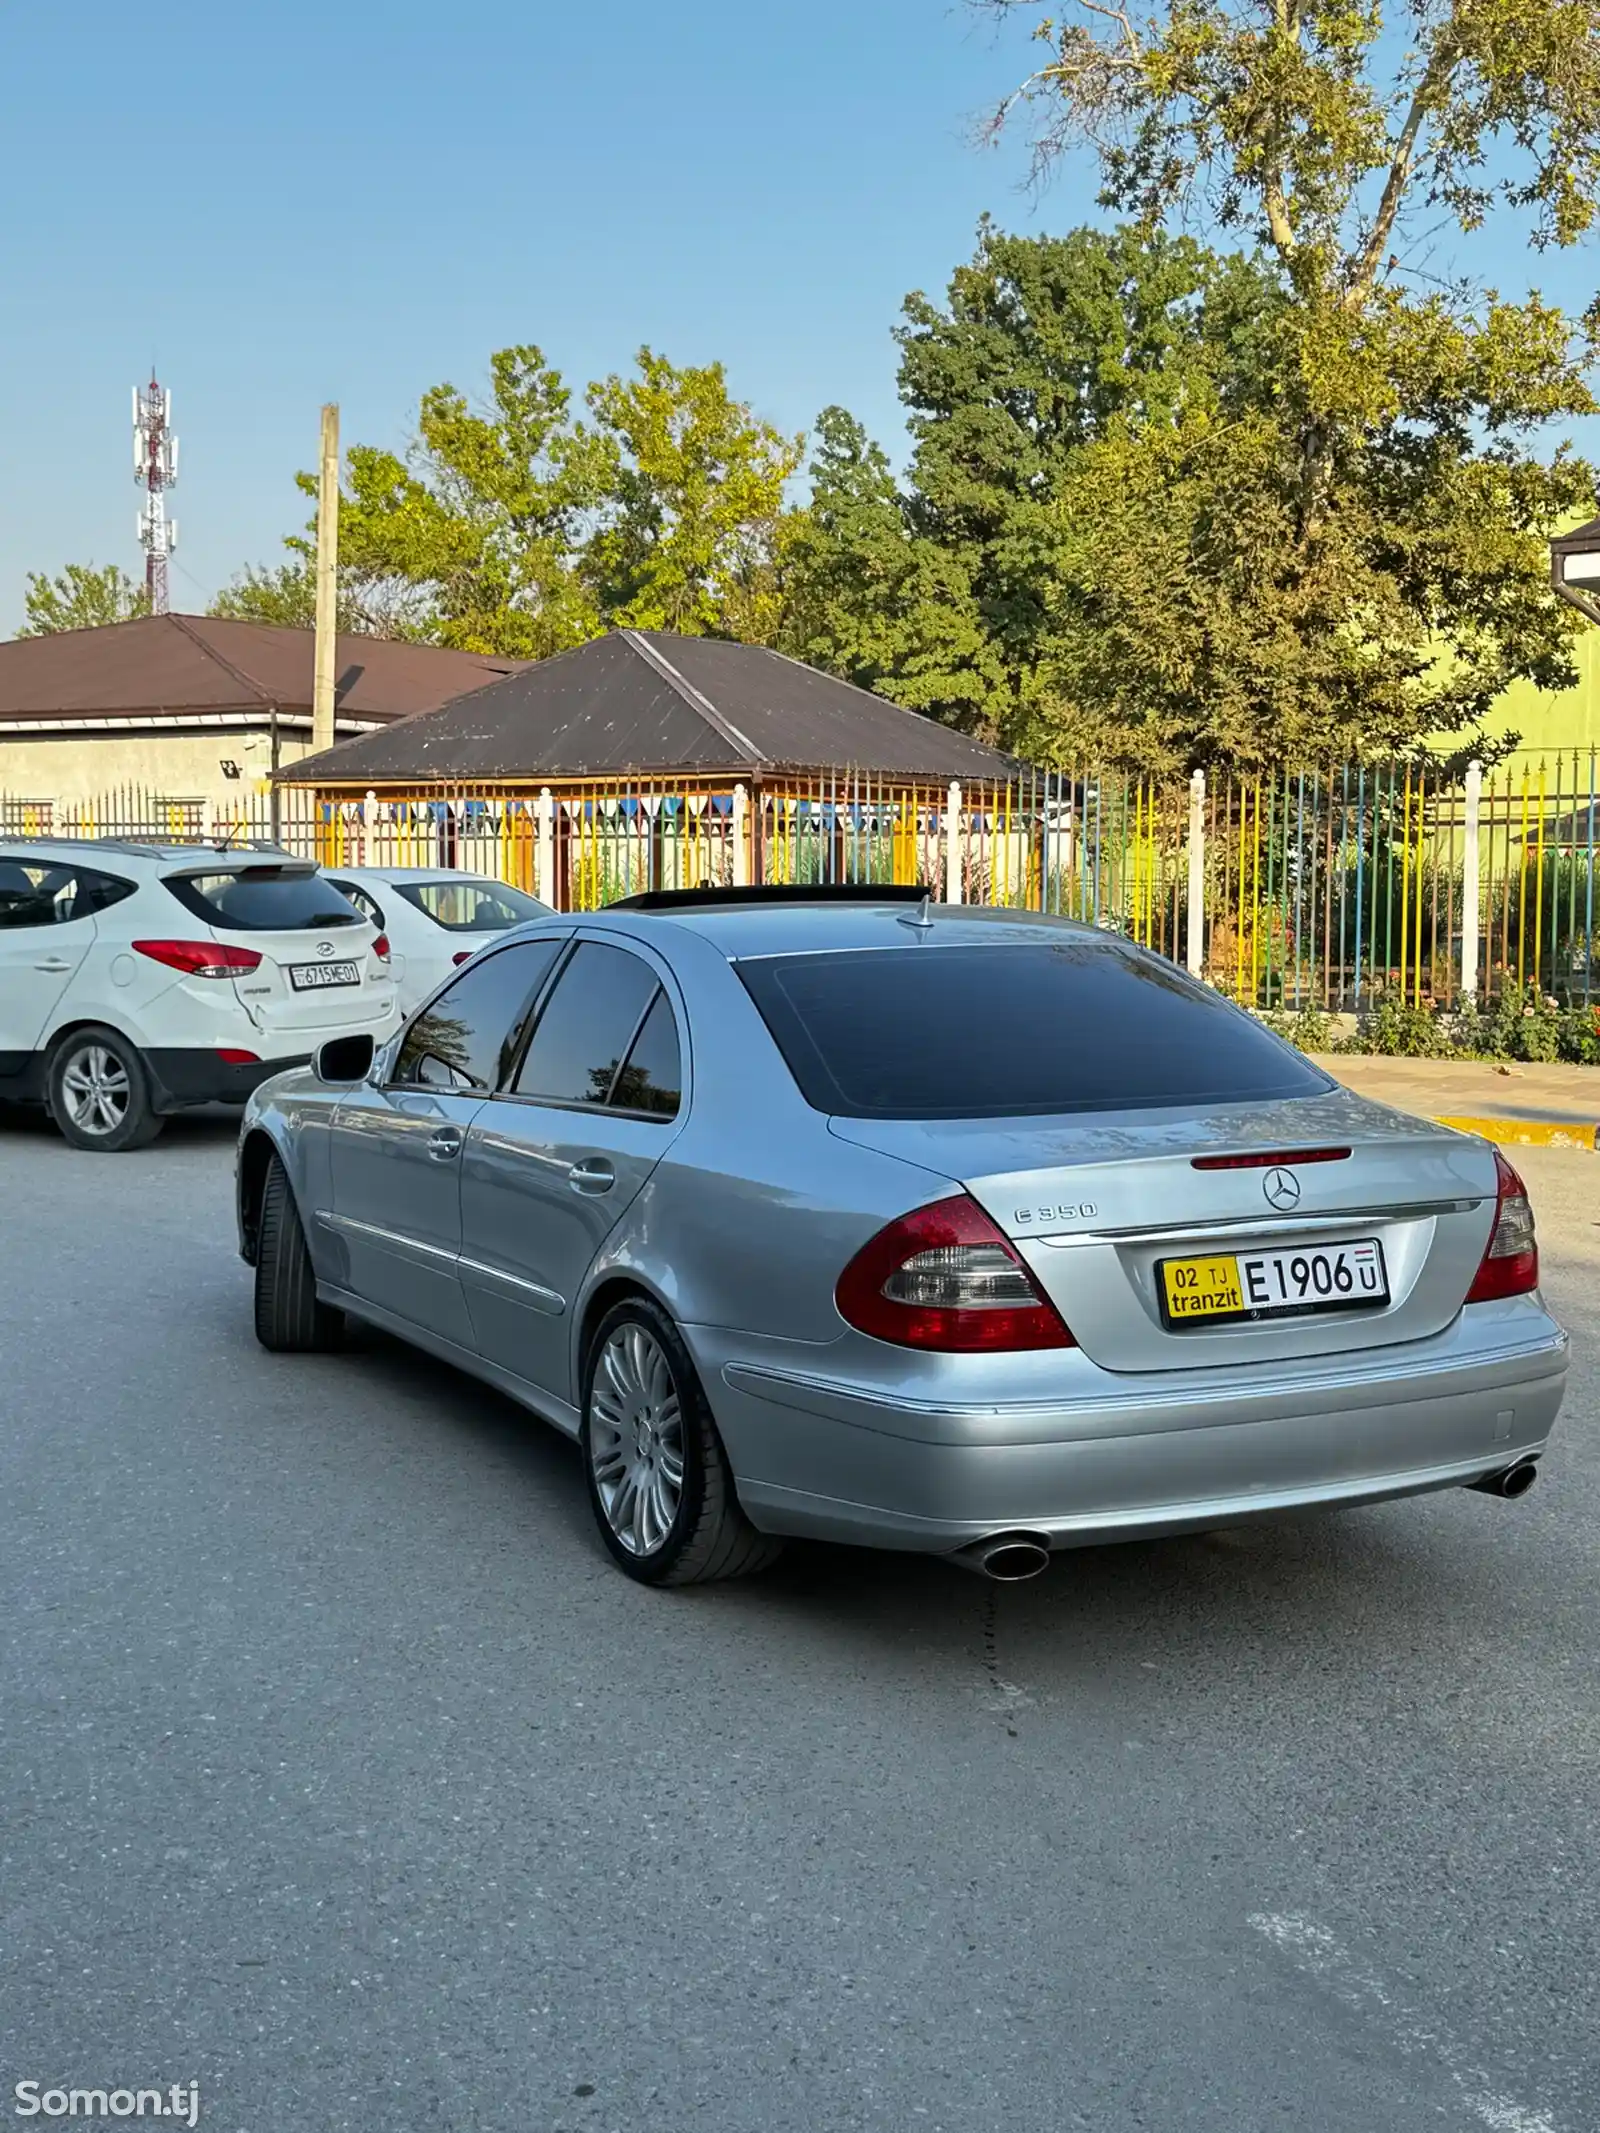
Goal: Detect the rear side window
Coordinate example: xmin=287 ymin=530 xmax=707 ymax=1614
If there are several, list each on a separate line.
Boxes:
xmin=391 ymin=939 xmax=561 ymax=1092
xmin=514 ymin=942 xmax=669 ymax=1111
xmin=329 ymin=879 xmax=386 ymax=929
xmin=608 ymin=990 xmax=682 ymax=1117
xmin=393 ymin=879 xmax=549 ymax=932
xmin=0 ymin=861 xmax=136 ymax=928
xmin=164 ymin=868 xmax=366 ymax=932
xmin=736 ymin=940 xmax=1331 ymax=1119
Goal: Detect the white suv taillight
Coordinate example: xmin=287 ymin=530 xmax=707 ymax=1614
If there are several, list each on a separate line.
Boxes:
xmin=835 ymin=1194 xmax=1075 ymax=1352
xmin=371 ymin=933 xmax=391 ymax=962
xmin=133 ymin=939 xmax=263 ymax=980
xmin=1465 ymin=1150 xmax=1539 ymax=1303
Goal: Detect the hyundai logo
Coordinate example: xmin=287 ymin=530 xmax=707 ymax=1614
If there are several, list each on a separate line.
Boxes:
xmin=1263 ymin=1167 xmax=1302 ymax=1210
xmin=317 ymin=940 xmax=335 ymax=956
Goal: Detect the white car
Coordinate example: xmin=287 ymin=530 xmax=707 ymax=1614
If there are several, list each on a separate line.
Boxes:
xmin=0 ymin=838 xmax=400 ymax=1151
xmin=321 ymin=867 xmax=554 ymax=1012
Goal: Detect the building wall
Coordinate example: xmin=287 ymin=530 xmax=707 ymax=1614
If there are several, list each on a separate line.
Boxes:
xmin=1484 ymin=623 xmax=1600 ymax=755
xmin=0 ymin=726 xmax=327 ymax=814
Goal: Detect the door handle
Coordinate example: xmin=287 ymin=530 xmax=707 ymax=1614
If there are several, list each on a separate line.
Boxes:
xmin=568 ymin=1158 xmax=616 ymax=1195
xmin=427 ymin=1127 xmax=464 ymax=1162
xmin=34 ymin=958 xmax=73 ymax=973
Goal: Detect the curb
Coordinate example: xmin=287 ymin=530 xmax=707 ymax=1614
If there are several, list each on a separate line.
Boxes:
xmin=1434 ymin=1115 xmax=1598 ymax=1151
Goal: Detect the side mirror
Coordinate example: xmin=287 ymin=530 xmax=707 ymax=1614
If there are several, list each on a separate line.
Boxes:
xmin=313 ymin=1031 xmax=376 ymax=1084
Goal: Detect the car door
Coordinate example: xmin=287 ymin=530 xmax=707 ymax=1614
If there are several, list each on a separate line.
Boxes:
xmin=458 ymin=937 xmax=688 ymax=1404
xmin=0 ymin=859 xmax=131 ymax=1071
xmin=327 ymin=936 xmax=566 ymax=1346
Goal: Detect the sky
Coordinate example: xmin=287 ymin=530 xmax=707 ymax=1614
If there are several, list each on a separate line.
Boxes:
xmin=1 ymin=0 xmax=1597 ymax=637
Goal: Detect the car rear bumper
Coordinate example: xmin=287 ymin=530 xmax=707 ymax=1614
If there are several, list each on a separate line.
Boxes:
xmin=146 ymin=1048 xmax=311 ymax=1112
xmin=690 ymin=1305 xmax=1569 ymax=1552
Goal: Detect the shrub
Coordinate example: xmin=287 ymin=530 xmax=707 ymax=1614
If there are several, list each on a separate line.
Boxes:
xmin=1339 ymin=1000 xmax=1456 ymax=1058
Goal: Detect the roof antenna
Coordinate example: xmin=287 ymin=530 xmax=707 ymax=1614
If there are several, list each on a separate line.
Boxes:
xmin=897 ymin=887 xmax=935 ymax=933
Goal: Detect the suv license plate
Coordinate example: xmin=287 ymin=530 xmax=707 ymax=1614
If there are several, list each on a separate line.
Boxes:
xmin=288 ymin=961 xmax=360 ymax=990
xmin=1161 ymin=1240 xmax=1388 ymax=1325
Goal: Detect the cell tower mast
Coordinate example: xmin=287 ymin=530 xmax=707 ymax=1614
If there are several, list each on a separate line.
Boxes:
xmin=133 ymin=374 xmax=178 ymax=613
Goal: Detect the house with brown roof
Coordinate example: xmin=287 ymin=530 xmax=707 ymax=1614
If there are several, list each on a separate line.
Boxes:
xmin=0 ymin=613 xmax=526 ymax=827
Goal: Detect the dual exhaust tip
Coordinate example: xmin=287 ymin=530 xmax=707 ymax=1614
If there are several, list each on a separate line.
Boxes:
xmin=953 ymin=1460 xmax=1540 ymax=1580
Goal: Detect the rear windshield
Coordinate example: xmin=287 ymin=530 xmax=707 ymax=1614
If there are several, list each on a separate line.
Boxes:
xmin=163 ymin=868 xmax=367 ymax=933
xmin=392 ymin=879 xmax=549 ymax=932
xmin=736 ymin=940 xmax=1331 ymax=1119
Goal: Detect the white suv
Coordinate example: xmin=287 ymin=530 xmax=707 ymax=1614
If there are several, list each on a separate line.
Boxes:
xmin=0 ymin=839 xmax=400 ymax=1151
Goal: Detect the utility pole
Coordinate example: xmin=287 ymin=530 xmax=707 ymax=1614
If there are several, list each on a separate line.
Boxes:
xmin=312 ymin=403 xmax=340 ymax=755
xmin=133 ymin=375 xmax=178 ymax=613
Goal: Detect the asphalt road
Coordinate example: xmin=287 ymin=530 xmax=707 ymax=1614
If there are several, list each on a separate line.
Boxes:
xmin=3 ymin=1109 xmax=1598 ymax=2133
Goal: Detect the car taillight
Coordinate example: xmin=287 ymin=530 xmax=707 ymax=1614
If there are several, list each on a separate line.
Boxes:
xmin=1465 ymin=1150 xmax=1539 ymax=1303
xmin=217 ymin=1048 xmax=260 ymax=1066
xmin=133 ymin=939 xmax=262 ymax=979
xmin=452 ymin=950 xmax=474 ymax=966
xmin=835 ymin=1194 xmax=1075 ymax=1352
xmin=371 ymin=934 xmax=391 ymax=961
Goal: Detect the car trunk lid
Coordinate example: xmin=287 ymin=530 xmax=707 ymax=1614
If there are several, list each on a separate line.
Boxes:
xmin=829 ymin=1091 xmax=1500 ymax=1371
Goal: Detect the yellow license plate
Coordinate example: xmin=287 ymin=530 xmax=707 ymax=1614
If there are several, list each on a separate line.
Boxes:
xmin=1161 ymin=1253 xmax=1244 ymax=1321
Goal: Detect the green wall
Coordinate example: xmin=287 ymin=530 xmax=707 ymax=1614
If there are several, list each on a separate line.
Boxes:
xmin=1482 ymin=619 xmax=1600 ymax=756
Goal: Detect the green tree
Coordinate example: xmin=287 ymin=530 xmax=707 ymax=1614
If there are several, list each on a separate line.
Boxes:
xmin=967 ymin=0 xmax=1600 ymax=761
xmin=779 ymin=405 xmax=1004 ymax=726
xmin=17 ymin=562 xmax=149 ymax=636
xmin=583 ymin=348 xmax=804 ymax=643
xmin=231 ymin=346 xmax=802 ymax=657
xmin=208 ymin=560 xmax=432 ymax=639
xmin=887 ymin=221 xmax=1288 ymax=744
xmin=333 ymin=346 xmax=613 ymax=657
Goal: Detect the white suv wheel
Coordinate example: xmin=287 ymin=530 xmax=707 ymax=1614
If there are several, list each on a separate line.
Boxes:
xmin=48 ymin=1030 xmax=163 ymax=1153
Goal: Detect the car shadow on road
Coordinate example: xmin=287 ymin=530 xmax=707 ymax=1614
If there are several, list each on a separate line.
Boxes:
xmin=307 ymin=1304 xmax=1543 ymax=1721
xmin=0 ymin=1100 xmax=243 ymax=1151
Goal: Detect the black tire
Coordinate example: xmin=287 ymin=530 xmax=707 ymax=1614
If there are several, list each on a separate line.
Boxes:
xmin=580 ymin=1296 xmax=783 ymax=1587
xmin=254 ymin=1153 xmax=344 ymax=1353
xmin=47 ymin=1027 xmax=163 ymax=1152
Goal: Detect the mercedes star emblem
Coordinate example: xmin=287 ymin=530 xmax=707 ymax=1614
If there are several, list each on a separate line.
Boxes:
xmin=1263 ymin=1167 xmax=1302 ymax=1210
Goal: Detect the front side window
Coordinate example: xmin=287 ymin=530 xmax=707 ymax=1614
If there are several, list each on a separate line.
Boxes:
xmin=0 ymin=861 xmax=136 ymax=929
xmin=391 ymin=940 xmax=561 ymax=1093
xmin=393 ymin=878 xmax=550 ymax=932
xmin=164 ymin=867 xmax=366 ymax=933
xmin=514 ymin=943 xmax=669 ymax=1111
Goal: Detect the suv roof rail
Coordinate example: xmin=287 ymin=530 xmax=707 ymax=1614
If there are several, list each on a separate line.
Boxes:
xmin=1 ymin=833 xmax=302 ymax=860
xmin=610 ymin=884 xmax=935 ymax=913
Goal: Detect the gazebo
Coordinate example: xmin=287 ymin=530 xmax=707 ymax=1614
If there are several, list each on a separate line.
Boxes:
xmin=276 ymin=628 xmax=1026 ymax=905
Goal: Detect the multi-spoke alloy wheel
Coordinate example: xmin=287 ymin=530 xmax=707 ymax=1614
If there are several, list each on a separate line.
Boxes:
xmin=47 ymin=1029 xmax=162 ymax=1152
xmin=579 ymin=1298 xmax=784 ymax=1586
xmin=588 ymin=1321 xmax=686 ymax=1557
xmin=59 ymin=1044 xmax=130 ymax=1137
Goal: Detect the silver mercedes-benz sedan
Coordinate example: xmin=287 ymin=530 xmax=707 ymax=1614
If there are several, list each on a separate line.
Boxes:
xmin=236 ymin=888 xmax=1568 ymax=1586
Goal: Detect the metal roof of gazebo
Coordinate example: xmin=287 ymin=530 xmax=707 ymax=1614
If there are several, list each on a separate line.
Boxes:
xmin=278 ymin=628 xmax=1019 ymax=790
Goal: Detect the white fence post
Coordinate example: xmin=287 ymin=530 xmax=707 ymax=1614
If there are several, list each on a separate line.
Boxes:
xmin=1186 ymin=769 xmax=1206 ymax=978
xmin=536 ymin=787 xmax=557 ymax=908
xmin=732 ymin=783 xmax=751 ymax=887
xmin=945 ymin=781 xmax=963 ymax=904
xmin=362 ymin=787 xmax=377 ymax=867
xmin=1461 ymin=758 xmax=1482 ymax=1003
